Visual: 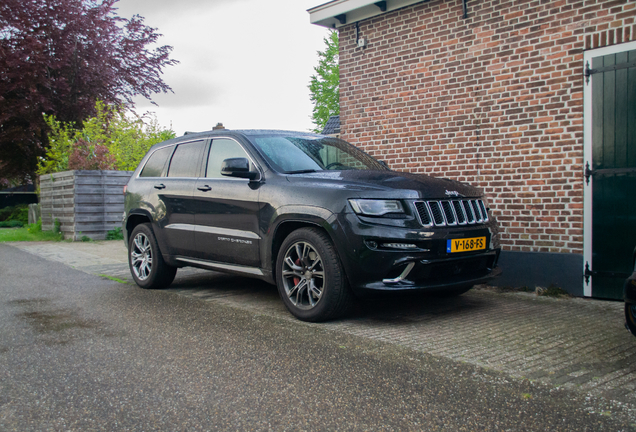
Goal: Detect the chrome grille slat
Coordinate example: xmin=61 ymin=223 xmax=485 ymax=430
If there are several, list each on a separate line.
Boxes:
xmin=413 ymin=199 xmax=488 ymax=227
xmin=429 ymin=201 xmax=445 ymax=226
xmin=414 ymin=201 xmax=432 ymax=226
xmin=462 ymin=200 xmax=475 ymax=223
xmin=478 ymin=200 xmax=489 ymax=222
xmin=441 ymin=201 xmax=457 ymax=226
xmin=471 ymin=200 xmax=483 ymax=223
xmin=452 ymin=200 xmax=467 ymax=225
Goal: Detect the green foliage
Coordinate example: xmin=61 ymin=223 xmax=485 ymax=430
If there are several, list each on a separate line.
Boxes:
xmin=309 ymin=30 xmax=340 ymax=133
xmin=106 ymin=227 xmax=124 ymax=241
xmin=38 ymin=101 xmax=176 ymax=175
xmin=28 ymin=219 xmax=42 ymax=233
xmin=38 ymin=115 xmax=76 ymax=175
xmin=54 ymin=218 xmax=61 ymax=234
xmin=68 ymin=138 xmax=117 ymax=170
xmin=0 ymin=226 xmax=63 ymax=242
xmin=108 ymin=112 xmax=177 ymax=171
xmin=0 ymin=204 xmax=28 ymax=224
xmin=98 ymin=274 xmax=128 ymax=284
xmin=80 ymin=235 xmax=92 ymax=242
xmin=0 ymin=208 xmax=10 ymax=221
xmin=0 ymin=220 xmax=23 ymax=228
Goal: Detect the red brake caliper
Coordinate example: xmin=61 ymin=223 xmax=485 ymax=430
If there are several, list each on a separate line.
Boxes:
xmin=293 ymin=258 xmax=301 ymax=286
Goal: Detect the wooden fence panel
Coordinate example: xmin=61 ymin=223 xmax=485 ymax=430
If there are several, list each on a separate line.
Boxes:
xmin=39 ymin=170 xmax=133 ymax=240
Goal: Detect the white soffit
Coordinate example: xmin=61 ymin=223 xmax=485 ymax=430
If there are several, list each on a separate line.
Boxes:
xmin=308 ymin=0 xmax=428 ymax=29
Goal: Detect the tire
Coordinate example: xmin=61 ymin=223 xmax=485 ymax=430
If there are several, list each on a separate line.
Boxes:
xmin=276 ymin=227 xmax=353 ymax=322
xmin=625 ymin=303 xmax=636 ymax=335
xmin=128 ymin=223 xmax=177 ymax=289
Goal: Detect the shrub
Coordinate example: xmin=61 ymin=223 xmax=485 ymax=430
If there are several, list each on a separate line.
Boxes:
xmin=0 ymin=220 xmax=23 ymax=228
xmin=106 ymin=227 xmax=124 ymax=240
xmin=0 ymin=207 xmax=12 ymax=221
xmin=67 ymin=138 xmax=117 ymax=170
xmin=38 ymin=101 xmax=176 ymax=175
xmin=0 ymin=204 xmax=29 ymax=224
xmin=28 ymin=219 xmax=42 ymax=233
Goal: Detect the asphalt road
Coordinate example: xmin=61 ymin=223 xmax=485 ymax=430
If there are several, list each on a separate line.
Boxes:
xmin=1 ymin=243 xmax=635 ymax=431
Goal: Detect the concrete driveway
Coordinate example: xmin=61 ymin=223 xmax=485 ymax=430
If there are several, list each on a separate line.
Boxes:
xmin=9 ymin=240 xmax=636 ymax=407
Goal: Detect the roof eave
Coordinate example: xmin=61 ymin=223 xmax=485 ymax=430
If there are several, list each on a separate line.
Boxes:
xmin=308 ymin=0 xmax=428 ymax=29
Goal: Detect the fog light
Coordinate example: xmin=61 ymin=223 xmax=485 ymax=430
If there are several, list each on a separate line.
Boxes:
xmin=382 ymin=243 xmax=418 ymax=249
xmin=366 ymin=241 xmax=378 ymax=249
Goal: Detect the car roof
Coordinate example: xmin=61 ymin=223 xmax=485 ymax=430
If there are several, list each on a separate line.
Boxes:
xmin=147 ymin=129 xmax=330 ymax=155
xmin=212 ymin=129 xmax=322 ymax=138
xmin=163 ymin=129 xmax=324 ymax=145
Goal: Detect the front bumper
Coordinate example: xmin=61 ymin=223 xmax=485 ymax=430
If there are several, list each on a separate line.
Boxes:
xmin=365 ymin=250 xmax=501 ymax=291
xmin=334 ymin=212 xmax=501 ymax=296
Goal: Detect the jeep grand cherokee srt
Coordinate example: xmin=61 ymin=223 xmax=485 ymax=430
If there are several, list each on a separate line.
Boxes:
xmin=123 ymin=129 xmax=501 ymax=321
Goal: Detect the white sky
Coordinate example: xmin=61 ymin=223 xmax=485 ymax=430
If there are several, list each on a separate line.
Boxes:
xmin=114 ymin=0 xmax=329 ymax=136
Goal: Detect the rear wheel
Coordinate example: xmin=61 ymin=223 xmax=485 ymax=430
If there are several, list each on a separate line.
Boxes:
xmin=276 ymin=228 xmax=353 ymax=322
xmin=128 ymin=223 xmax=177 ymax=289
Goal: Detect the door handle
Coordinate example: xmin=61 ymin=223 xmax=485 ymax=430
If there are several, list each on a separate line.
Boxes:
xmin=154 ymin=183 xmax=166 ymax=190
xmin=197 ymin=185 xmax=212 ymax=192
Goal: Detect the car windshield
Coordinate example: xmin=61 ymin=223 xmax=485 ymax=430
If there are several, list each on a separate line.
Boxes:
xmin=250 ymin=135 xmax=387 ymax=174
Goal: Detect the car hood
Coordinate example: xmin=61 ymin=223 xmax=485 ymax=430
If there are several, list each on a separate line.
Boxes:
xmin=285 ymin=170 xmax=483 ymax=199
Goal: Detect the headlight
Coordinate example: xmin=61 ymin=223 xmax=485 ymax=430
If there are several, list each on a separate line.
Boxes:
xmin=349 ymin=199 xmax=404 ymax=216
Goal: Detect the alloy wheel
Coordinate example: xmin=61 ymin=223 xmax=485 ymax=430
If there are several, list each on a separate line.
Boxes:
xmin=131 ymin=232 xmax=153 ymax=281
xmin=281 ymin=241 xmax=325 ymax=310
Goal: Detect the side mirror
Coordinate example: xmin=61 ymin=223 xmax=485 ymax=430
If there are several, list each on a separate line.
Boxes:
xmin=221 ymin=158 xmax=259 ymax=180
xmin=379 ymin=160 xmax=389 ymax=169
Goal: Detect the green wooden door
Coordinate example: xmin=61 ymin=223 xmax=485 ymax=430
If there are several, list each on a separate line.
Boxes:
xmin=587 ymin=49 xmax=636 ymax=299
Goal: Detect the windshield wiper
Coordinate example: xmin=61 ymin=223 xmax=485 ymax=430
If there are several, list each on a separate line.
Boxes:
xmin=285 ymin=169 xmax=318 ymax=174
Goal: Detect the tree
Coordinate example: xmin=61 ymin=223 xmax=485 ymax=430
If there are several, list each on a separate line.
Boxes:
xmin=39 ymin=100 xmax=176 ymax=174
xmin=309 ymin=30 xmax=339 ymax=133
xmin=67 ymin=138 xmax=117 ymax=171
xmin=0 ymin=0 xmax=178 ymax=183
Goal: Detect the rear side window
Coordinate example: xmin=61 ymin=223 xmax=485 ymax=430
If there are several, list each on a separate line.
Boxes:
xmin=140 ymin=146 xmax=173 ymax=177
xmin=206 ymin=138 xmax=251 ymax=178
xmin=167 ymin=141 xmax=205 ymax=178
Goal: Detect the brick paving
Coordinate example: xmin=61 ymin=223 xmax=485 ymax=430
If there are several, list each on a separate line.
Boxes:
xmin=9 ymin=240 xmax=636 ymax=406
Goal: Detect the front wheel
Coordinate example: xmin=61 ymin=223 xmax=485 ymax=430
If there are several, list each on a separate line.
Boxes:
xmin=276 ymin=228 xmax=353 ymax=322
xmin=128 ymin=223 xmax=177 ymax=289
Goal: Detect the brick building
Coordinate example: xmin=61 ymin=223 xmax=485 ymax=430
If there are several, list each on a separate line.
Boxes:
xmin=309 ymin=0 xmax=636 ymax=298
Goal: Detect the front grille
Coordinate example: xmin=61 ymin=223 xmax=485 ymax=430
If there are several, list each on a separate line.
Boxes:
xmin=414 ymin=199 xmax=489 ymax=227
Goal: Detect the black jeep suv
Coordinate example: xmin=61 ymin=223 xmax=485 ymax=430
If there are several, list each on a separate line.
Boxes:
xmin=123 ymin=129 xmax=501 ymax=321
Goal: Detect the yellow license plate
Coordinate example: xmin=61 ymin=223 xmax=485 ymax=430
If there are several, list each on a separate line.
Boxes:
xmin=447 ymin=237 xmax=486 ymax=253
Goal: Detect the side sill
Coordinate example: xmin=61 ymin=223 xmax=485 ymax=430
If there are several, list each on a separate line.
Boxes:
xmin=175 ymin=257 xmax=265 ymax=277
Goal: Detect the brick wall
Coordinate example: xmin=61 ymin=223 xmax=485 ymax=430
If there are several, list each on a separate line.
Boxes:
xmin=339 ymin=0 xmax=635 ymax=254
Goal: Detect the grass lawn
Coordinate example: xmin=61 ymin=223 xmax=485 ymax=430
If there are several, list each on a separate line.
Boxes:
xmin=0 ymin=227 xmax=63 ymax=242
